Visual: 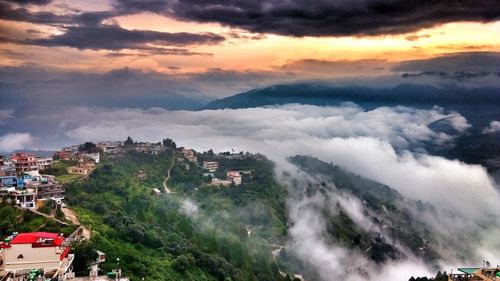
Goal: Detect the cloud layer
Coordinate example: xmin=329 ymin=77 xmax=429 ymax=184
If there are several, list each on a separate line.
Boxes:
xmin=115 ymin=0 xmax=500 ymax=37
xmin=2 ymin=103 xmax=499 ymax=278
xmin=0 ymin=132 xmax=33 ymax=152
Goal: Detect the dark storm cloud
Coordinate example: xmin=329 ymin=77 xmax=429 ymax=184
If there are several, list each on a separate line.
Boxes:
xmin=0 ymin=1 xmax=224 ymax=53
xmin=26 ymin=24 xmax=224 ymax=50
xmin=10 ymin=0 xmax=51 ymax=5
xmin=115 ymin=0 xmax=500 ymax=36
xmin=0 ymin=1 xmax=75 ymax=25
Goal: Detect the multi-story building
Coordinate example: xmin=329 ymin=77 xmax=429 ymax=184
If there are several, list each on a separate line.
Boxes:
xmin=12 ymin=188 xmax=37 ymax=209
xmin=10 ymin=153 xmax=38 ymax=174
xmin=0 ymin=232 xmax=74 ymax=280
xmin=36 ymin=157 xmax=53 ymax=170
xmin=34 ymin=175 xmax=65 ymax=203
xmin=227 ymin=171 xmax=242 ymax=185
xmin=0 ymin=159 xmax=15 ymax=176
xmin=202 ymin=161 xmax=218 ymax=172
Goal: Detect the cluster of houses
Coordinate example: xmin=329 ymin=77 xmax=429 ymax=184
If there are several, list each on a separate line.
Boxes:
xmin=179 ymin=148 xmax=253 ymax=187
xmin=0 ymin=153 xmax=65 ymax=209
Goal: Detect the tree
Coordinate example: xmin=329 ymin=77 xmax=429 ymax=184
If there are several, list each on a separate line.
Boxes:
xmin=172 ymin=254 xmax=195 ymax=272
xmin=162 ymin=138 xmax=177 ymax=149
xmin=124 ymin=136 xmax=134 ymax=146
xmin=79 ymin=142 xmax=99 ymax=153
xmin=72 ymin=240 xmax=98 ymax=276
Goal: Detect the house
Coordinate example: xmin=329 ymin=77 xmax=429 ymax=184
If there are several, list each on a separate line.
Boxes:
xmin=181 ymin=149 xmax=197 ymax=163
xmin=36 ymin=157 xmax=53 ymax=171
xmin=11 ymin=188 xmax=37 ymax=209
xmin=96 ymin=141 xmax=121 ymax=154
xmin=227 ymin=171 xmax=242 ymax=185
xmin=448 ymin=266 xmax=500 ymax=281
xmin=35 ymin=175 xmax=65 ymax=203
xmin=67 ymin=158 xmax=96 ymax=176
xmin=80 ymin=152 xmax=100 ymax=164
xmin=0 ymin=232 xmax=74 ymax=280
xmin=152 ymin=188 xmax=161 ymax=196
xmin=10 ymin=153 xmax=38 ymax=174
xmin=203 ymin=161 xmax=218 ymax=172
xmin=0 ymin=159 xmax=15 ymax=176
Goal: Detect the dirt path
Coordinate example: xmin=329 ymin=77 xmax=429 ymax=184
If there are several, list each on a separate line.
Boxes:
xmin=20 ymin=206 xmax=70 ymax=226
xmin=62 ymin=206 xmax=91 ymax=240
xmin=163 ymin=157 xmax=175 ymax=194
xmin=61 ymin=206 xmax=79 ymax=224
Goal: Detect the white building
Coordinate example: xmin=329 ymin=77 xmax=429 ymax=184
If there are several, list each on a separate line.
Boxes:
xmin=81 ymin=152 xmax=100 ymax=164
xmin=0 ymin=232 xmax=74 ymax=280
xmin=36 ymin=157 xmax=53 ymax=170
xmin=12 ymin=188 xmax=37 ymax=209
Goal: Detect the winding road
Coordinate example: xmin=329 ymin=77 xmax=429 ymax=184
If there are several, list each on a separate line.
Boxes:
xmin=163 ymin=157 xmax=175 ymax=193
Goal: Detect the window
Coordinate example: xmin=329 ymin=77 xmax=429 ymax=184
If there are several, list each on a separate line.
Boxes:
xmin=17 ymin=254 xmax=24 ymax=259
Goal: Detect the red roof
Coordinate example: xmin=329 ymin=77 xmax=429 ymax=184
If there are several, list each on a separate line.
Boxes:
xmin=10 ymin=232 xmax=64 ymax=246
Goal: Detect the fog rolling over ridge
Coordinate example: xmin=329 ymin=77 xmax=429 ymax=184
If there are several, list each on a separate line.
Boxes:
xmin=2 ymin=99 xmax=499 ymax=280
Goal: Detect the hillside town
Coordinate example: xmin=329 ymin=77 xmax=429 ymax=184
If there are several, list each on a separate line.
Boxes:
xmin=0 ymin=137 xmax=263 ymax=281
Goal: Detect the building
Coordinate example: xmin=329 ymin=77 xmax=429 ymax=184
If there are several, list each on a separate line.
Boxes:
xmin=36 ymin=157 xmax=53 ymax=170
xmin=35 ymin=175 xmax=65 ymax=202
xmin=0 ymin=159 xmax=15 ymax=176
xmin=80 ymin=152 xmax=100 ymax=164
xmin=67 ymin=159 xmax=96 ymax=176
xmin=96 ymin=141 xmax=121 ymax=154
xmin=227 ymin=171 xmax=242 ymax=185
xmin=202 ymin=161 xmax=218 ymax=172
xmin=0 ymin=175 xmax=37 ymax=209
xmin=448 ymin=266 xmax=500 ymax=281
xmin=152 ymin=188 xmax=161 ymax=196
xmin=10 ymin=153 xmax=38 ymax=174
xmin=181 ymin=149 xmax=197 ymax=163
xmin=12 ymin=188 xmax=37 ymax=209
xmin=0 ymin=232 xmax=74 ymax=280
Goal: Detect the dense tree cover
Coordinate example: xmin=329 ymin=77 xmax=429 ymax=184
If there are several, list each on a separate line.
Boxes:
xmin=288 ymin=155 xmax=441 ymax=263
xmin=0 ymin=199 xmax=77 ymax=238
xmin=64 ymin=151 xmax=290 ymax=281
xmin=162 ymin=138 xmax=177 ymax=149
xmin=79 ymin=142 xmax=100 ymax=153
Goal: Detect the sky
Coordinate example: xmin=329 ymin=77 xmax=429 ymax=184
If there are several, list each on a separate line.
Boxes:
xmin=1 ymin=0 xmax=500 ymax=105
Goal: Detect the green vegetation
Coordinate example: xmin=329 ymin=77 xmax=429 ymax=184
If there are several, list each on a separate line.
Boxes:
xmin=2 ymin=149 xmax=446 ymax=281
xmin=0 ymin=199 xmax=77 ymax=238
xmin=45 ymin=160 xmax=83 ymax=184
xmin=65 ymin=151 xmax=290 ymax=281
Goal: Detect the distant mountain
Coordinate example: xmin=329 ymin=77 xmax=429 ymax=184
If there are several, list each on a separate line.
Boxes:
xmin=203 ymin=84 xmax=499 ymax=112
xmin=204 ymin=84 xmax=500 ymax=171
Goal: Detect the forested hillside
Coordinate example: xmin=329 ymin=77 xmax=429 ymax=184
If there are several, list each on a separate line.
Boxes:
xmin=64 ymin=151 xmax=291 ymax=281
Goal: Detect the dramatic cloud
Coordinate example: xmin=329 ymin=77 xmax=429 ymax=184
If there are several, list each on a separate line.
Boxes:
xmin=0 ymin=132 xmax=33 ymax=152
xmin=482 ymin=120 xmax=500 ymax=134
xmin=0 ymin=1 xmax=224 ymax=54
xmin=114 ymin=0 xmax=500 ymax=36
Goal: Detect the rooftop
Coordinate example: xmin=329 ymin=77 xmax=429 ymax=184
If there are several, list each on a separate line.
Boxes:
xmin=7 ymin=232 xmax=64 ymax=246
